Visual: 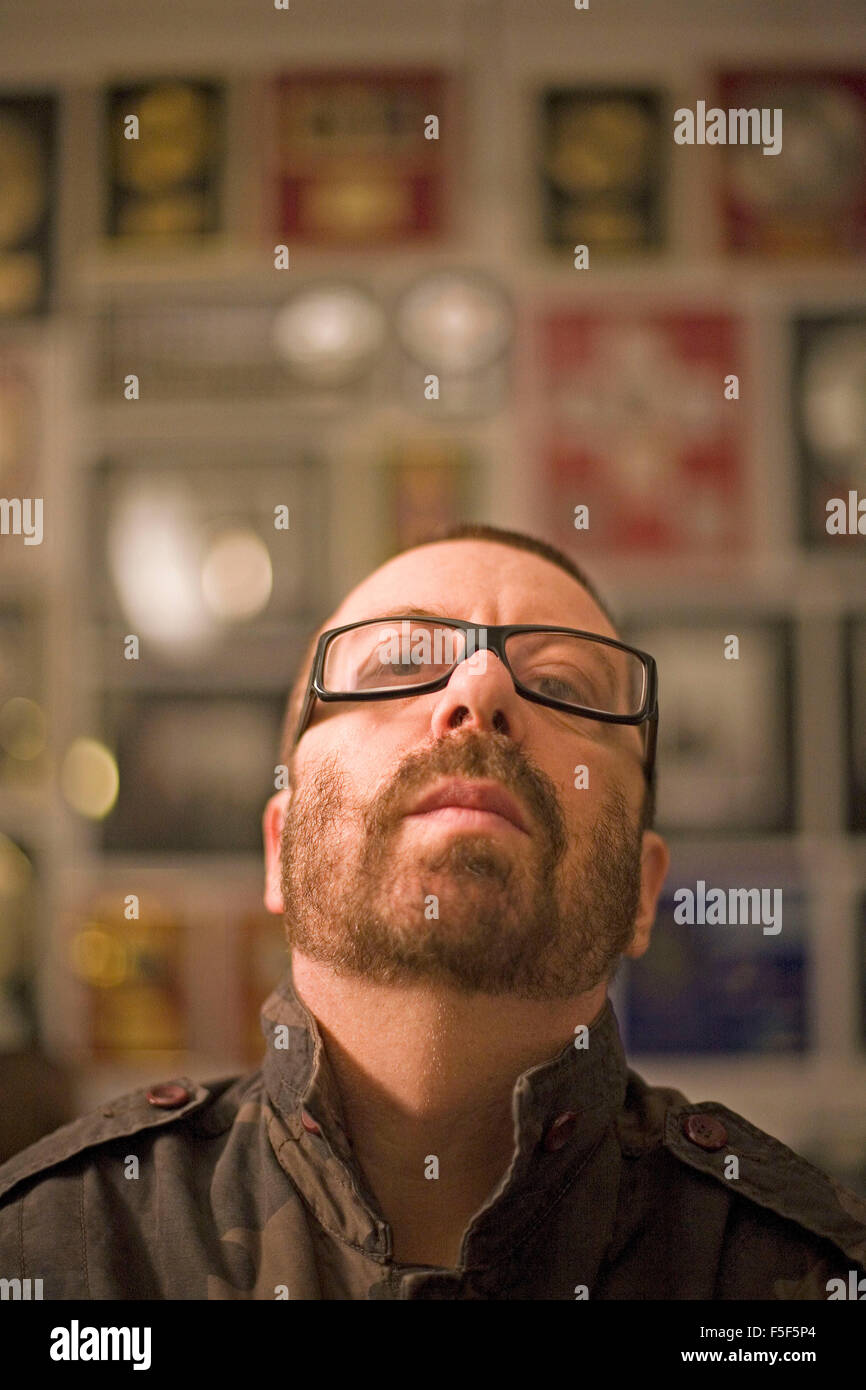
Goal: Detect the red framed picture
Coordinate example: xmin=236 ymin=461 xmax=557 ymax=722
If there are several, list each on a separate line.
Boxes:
xmin=718 ymin=70 xmax=866 ymax=256
xmin=539 ymin=307 xmax=747 ymax=555
xmin=272 ymin=70 xmax=448 ymax=244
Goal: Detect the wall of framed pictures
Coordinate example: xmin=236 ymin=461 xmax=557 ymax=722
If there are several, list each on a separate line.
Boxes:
xmin=0 ymin=0 xmax=864 ymax=1192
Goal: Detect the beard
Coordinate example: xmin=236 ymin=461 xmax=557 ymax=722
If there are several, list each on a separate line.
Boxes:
xmin=279 ymin=727 xmax=643 ymax=1001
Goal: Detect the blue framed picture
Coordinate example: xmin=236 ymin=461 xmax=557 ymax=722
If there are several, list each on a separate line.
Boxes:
xmin=617 ymin=875 xmax=808 ymax=1055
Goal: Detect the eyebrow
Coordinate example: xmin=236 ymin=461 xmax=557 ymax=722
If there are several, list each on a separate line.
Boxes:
xmin=358 ymin=606 xmax=459 ymax=625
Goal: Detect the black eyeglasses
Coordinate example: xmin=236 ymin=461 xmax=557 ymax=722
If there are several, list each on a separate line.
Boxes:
xmin=291 ymin=611 xmax=656 ymax=778
xmin=292 ymin=615 xmax=659 ymax=782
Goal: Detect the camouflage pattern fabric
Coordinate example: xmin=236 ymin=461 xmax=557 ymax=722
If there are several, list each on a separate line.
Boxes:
xmin=1 ymin=973 xmax=864 ymax=1300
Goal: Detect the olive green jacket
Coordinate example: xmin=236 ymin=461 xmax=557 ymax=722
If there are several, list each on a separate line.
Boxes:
xmin=1 ymin=972 xmax=864 ymax=1299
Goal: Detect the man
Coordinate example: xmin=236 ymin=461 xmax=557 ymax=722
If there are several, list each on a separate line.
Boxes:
xmin=1 ymin=523 xmax=864 ymax=1299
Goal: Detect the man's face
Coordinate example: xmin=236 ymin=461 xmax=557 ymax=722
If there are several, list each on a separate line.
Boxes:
xmin=269 ymin=540 xmax=666 ymax=1001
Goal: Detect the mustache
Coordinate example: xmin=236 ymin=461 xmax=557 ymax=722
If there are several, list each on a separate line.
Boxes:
xmin=362 ymin=728 xmax=568 ymax=862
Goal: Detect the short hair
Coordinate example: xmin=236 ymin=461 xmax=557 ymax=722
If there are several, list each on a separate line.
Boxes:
xmin=278 ymin=522 xmax=655 ymax=829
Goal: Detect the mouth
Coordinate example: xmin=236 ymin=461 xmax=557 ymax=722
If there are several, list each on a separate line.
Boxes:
xmin=403 ymin=779 xmax=530 ymax=835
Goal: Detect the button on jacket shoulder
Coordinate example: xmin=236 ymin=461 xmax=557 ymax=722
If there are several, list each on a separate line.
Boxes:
xmin=1 ymin=975 xmax=865 ymax=1300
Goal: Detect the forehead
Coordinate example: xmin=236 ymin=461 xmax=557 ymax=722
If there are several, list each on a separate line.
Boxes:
xmin=324 ymin=540 xmax=619 ymax=640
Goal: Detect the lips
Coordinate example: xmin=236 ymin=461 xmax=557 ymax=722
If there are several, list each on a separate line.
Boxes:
xmin=405 ymin=779 xmax=529 ymax=833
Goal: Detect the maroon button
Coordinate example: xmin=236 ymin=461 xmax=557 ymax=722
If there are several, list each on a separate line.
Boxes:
xmin=146 ymin=1083 xmax=190 ymax=1109
xmin=682 ymin=1112 xmax=728 ymax=1151
xmin=301 ymin=1109 xmax=321 ymax=1135
xmin=543 ymin=1111 xmax=579 ymax=1152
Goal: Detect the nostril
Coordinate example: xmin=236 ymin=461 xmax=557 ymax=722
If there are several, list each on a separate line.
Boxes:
xmin=492 ymin=710 xmax=508 ymax=734
xmin=450 ymin=706 xmax=470 ymax=729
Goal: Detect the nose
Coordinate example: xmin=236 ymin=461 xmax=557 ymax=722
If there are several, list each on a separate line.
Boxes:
xmin=428 ymin=647 xmax=528 ymax=742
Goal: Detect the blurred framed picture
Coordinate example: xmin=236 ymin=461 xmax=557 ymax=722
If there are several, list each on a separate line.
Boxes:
xmin=541 ymin=307 xmax=747 ymax=554
xmin=618 ymin=874 xmax=808 ymax=1055
xmin=239 ymin=911 xmax=290 ymax=1065
xmin=0 ymin=834 xmax=39 ymax=1050
xmin=98 ymin=284 xmax=387 ymax=401
xmin=539 ymin=87 xmax=666 ymax=255
xmin=88 ymin=451 xmax=325 ymax=641
xmin=101 ymin=691 xmax=285 ymax=853
xmin=625 ymin=616 xmax=795 ymax=833
xmin=97 ymin=299 xmax=285 ymax=399
xmin=719 ymin=70 xmax=866 ymax=257
xmin=847 ymin=618 xmax=866 ymax=833
xmin=396 ymin=269 xmax=514 ymax=416
xmin=382 ymin=441 xmax=476 ymax=555
xmin=67 ymin=894 xmax=186 ymax=1055
xmin=0 ymin=342 xmax=42 ymax=498
xmin=793 ymin=312 xmax=866 ymax=548
xmin=0 ymin=604 xmax=47 ymax=792
xmin=272 ymin=69 xmax=448 ymax=245
xmin=0 ymin=93 xmax=56 ymax=315
xmin=104 ymin=78 xmax=225 ymax=241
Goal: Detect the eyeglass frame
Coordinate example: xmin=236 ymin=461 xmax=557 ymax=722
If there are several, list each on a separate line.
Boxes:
xmin=289 ymin=617 xmax=656 ymax=783
xmin=291 ymin=615 xmax=659 ymax=783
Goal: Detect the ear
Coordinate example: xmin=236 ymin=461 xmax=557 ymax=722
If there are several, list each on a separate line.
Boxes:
xmin=622 ymin=829 xmax=669 ymax=961
xmin=263 ymin=787 xmax=292 ymax=914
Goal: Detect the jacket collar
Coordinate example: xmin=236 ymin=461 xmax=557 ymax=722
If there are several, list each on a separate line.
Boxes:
xmin=260 ymin=960 xmax=629 ymax=1267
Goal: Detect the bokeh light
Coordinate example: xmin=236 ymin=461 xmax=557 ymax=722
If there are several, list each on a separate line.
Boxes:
xmin=200 ymin=527 xmax=273 ymax=619
xmin=60 ymin=738 xmax=119 ymax=819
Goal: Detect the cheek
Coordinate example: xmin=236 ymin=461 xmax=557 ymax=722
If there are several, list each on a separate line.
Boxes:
xmin=540 ymin=743 xmax=628 ymax=832
xmin=301 ymin=723 xmax=405 ymax=803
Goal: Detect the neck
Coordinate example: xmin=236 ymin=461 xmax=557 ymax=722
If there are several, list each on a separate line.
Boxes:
xmin=290 ymin=952 xmax=607 ymax=1268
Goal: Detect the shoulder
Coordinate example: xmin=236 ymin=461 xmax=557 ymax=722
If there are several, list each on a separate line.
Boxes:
xmin=0 ymin=1072 xmax=248 ymax=1209
xmin=619 ymin=1068 xmax=866 ymax=1274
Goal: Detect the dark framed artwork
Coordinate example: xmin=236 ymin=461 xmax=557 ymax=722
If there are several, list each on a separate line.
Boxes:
xmin=0 ymin=93 xmax=56 ymax=315
xmin=539 ymin=87 xmax=666 ymax=255
xmin=100 ymin=690 xmax=285 ymax=853
xmin=625 ymin=616 xmax=795 ymax=834
xmin=793 ymin=312 xmax=866 ymax=548
xmin=104 ymin=79 xmax=224 ymax=240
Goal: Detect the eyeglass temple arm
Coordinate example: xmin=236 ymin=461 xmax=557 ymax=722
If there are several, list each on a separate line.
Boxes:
xmin=292 ymin=682 xmax=318 ymax=748
xmin=642 ymin=690 xmax=659 ymax=785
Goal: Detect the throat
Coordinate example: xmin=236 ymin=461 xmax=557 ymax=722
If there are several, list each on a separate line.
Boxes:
xmin=372 ymin=1167 xmax=508 ymax=1270
xmin=348 ymin=1113 xmax=517 ymax=1271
